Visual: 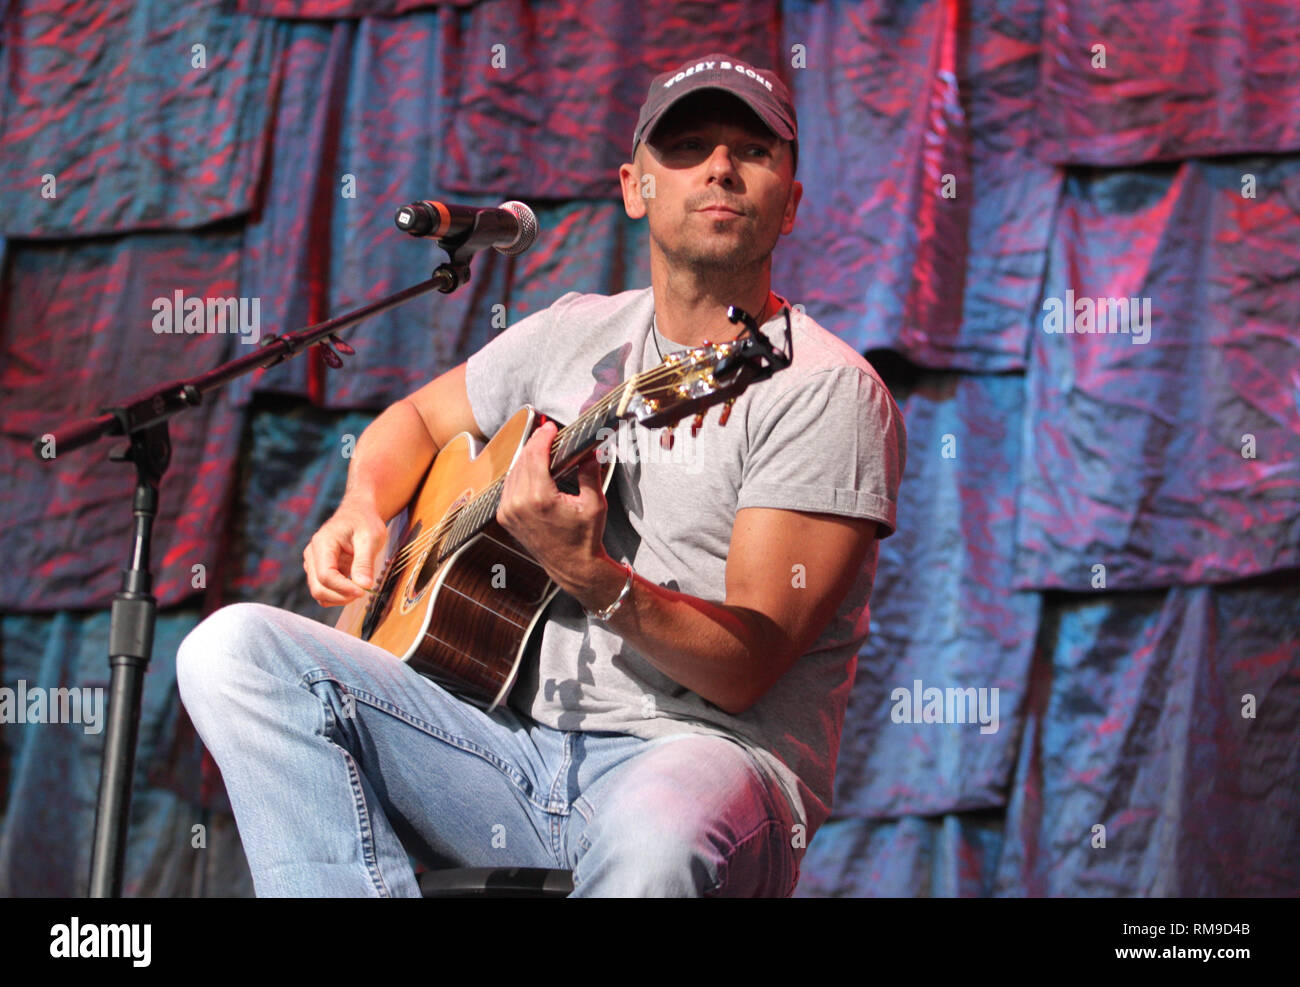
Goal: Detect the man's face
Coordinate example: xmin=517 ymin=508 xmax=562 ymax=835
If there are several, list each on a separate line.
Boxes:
xmin=620 ymin=91 xmax=802 ymax=275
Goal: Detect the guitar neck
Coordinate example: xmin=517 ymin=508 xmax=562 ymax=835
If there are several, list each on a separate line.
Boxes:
xmin=546 ymin=384 xmax=630 ymax=476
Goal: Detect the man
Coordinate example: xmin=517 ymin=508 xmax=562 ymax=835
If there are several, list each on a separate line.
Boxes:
xmin=177 ymin=53 xmax=906 ymax=897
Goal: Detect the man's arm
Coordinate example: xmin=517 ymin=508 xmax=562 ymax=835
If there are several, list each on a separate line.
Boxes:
xmin=303 ymin=362 xmax=485 ymax=606
xmin=598 ymin=506 xmax=876 ymax=715
xmin=496 ymin=421 xmax=879 ymax=715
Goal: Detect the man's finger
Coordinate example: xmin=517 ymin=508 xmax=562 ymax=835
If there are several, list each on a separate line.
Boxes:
xmin=313 ymin=537 xmax=366 ymax=600
xmin=351 ymin=528 xmax=376 ymax=589
xmin=576 ymin=453 xmax=602 ymax=490
xmin=522 ymin=421 xmax=560 ymax=498
xmin=304 ymin=544 xmax=355 ymax=606
xmin=574 ymin=453 xmax=607 ymax=509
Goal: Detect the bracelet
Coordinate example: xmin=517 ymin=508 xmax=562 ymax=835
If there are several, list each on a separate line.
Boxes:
xmin=585 ymin=563 xmax=635 ymax=623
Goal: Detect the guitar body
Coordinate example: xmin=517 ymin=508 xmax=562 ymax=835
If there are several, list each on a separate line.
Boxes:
xmin=336 ymin=406 xmax=608 ymax=710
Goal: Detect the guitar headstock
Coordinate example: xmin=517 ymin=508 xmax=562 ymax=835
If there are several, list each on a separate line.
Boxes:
xmin=618 ymin=305 xmax=793 ymax=430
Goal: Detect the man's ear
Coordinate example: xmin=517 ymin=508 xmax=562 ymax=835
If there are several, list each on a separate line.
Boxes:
xmin=780 ymin=179 xmax=803 ymax=236
xmin=620 ymin=159 xmax=648 ymax=220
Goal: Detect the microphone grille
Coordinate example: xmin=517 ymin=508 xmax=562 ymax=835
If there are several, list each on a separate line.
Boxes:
xmin=497 ymin=201 xmax=539 ymax=256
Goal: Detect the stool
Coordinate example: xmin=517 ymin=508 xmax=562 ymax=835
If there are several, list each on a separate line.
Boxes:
xmin=419 ymin=866 xmax=574 ymax=898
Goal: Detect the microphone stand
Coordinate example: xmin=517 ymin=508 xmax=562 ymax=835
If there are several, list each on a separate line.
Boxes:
xmin=32 ymin=248 xmax=476 ymax=898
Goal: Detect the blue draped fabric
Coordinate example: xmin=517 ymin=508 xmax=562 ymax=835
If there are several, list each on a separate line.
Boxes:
xmin=777 ymin=0 xmax=1062 ymax=370
xmin=0 ymin=609 xmax=252 ymax=897
xmin=0 ymin=0 xmax=284 ymax=237
xmin=833 ymin=370 xmax=1040 ymax=818
xmin=1038 ymin=0 xmax=1300 ymax=164
xmin=2 ymin=0 xmax=1297 ymax=897
xmin=0 ymin=232 xmax=250 ymax=611
xmin=1015 ymin=158 xmax=1300 ymax=589
xmin=989 ymin=579 xmax=1300 ymax=897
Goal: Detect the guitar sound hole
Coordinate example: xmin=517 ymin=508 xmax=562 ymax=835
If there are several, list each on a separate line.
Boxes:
xmin=410 ymin=493 xmax=468 ymax=598
xmin=414 ymin=538 xmax=441 ymax=596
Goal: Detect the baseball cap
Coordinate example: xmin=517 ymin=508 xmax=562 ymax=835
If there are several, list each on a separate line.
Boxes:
xmin=631 ymin=54 xmax=798 ymax=168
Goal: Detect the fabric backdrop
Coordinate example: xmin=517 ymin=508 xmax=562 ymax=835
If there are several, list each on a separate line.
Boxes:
xmin=1 ymin=0 xmax=1297 ymax=897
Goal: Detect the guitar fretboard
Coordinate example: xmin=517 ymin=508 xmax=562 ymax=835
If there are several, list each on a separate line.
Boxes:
xmin=548 ymin=400 xmax=617 ymax=473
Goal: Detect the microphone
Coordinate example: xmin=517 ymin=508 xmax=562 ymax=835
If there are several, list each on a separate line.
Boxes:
xmin=394 ymin=199 xmax=538 ymax=256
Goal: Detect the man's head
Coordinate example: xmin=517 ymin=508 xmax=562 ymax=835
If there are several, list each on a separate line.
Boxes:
xmin=621 ymin=55 xmax=802 ymax=279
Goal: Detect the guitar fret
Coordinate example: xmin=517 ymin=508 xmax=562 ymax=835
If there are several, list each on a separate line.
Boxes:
xmin=557 ymin=411 xmax=603 ymax=470
xmin=575 ymin=417 xmax=595 ymax=451
xmin=553 ymin=427 xmax=574 ymax=472
xmin=440 ymin=481 xmax=501 ymax=562
xmin=443 ymin=515 xmax=462 ymax=561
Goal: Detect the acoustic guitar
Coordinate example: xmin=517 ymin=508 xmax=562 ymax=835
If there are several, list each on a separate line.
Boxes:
xmin=336 ymin=306 xmax=791 ymax=709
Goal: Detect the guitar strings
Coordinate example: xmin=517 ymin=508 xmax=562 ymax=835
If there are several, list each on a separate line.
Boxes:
xmin=373 ymin=353 xmax=717 ymax=586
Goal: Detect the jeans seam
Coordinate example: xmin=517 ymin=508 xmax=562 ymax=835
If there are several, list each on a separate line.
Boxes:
xmin=547 ymin=734 xmax=576 ymax=863
xmin=548 ymin=732 xmax=575 ymax=807
xmin=337 ymin=745 xmax=392 ymax=897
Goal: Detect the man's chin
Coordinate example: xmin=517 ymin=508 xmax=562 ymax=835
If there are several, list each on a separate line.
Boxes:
xmin=678 ymin=252 xmax=756 ymax=274
xmin=676 ymin=235 xmax=759 ymax=268
xmin=654 ymin=229 xmax=774 ymax=273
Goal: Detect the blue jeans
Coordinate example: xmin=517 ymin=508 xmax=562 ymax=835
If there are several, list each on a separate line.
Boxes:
xmin=175 ymin=603 xmax=799 ymax=897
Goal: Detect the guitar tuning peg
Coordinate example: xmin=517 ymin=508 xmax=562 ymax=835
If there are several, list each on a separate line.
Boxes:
xmin=718 ymin=398 xmax=736 ymax=426
xmin=660 ymin=426 xmax=675 ymax=450
xmin=690 ymin=412 xmax=705 ymax=436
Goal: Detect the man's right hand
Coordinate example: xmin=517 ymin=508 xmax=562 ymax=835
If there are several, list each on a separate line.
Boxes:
xmin=303 ymin=500 xmax=390 ymax=606
xmin=301 ymin=363 xmax=480 ymax=608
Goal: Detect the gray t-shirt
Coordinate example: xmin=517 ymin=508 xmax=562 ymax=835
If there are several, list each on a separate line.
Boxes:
xmin=464 ymin=287 xmax=906 ymax=840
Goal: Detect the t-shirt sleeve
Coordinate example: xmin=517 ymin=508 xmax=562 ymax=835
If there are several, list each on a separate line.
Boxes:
xmin=738 ymin=365 xmax=907 ymax=536
xmin=463 ymin=300 xmax=563 ymax=438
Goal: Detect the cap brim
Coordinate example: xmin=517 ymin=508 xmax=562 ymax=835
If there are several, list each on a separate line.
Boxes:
xmin=635 ymin=85 xmax=796 ymax=154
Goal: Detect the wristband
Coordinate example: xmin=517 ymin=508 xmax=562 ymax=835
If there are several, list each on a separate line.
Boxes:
xmin=585 ymin=563 xmax=635 ymax=623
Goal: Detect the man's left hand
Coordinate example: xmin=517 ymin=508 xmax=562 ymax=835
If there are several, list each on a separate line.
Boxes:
xmin=496 ymin=420 xmax=612 ymax=595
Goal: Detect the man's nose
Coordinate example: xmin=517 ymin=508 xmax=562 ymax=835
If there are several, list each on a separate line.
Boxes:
xmin=704 ymin=143 xmax=739 ymax=184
